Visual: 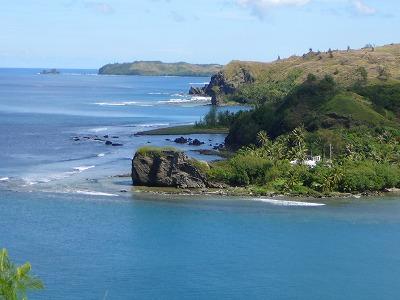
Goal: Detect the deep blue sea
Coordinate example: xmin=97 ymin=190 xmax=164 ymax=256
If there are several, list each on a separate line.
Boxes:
xmin=1 ymin=69 xmax=400 ymax=299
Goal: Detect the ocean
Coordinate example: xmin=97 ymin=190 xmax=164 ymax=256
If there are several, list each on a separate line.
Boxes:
xmin=0 ymin=69 xmax=399 ymax=299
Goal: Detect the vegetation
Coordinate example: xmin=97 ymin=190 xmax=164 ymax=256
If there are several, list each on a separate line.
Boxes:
xmin=136 ymin=146 xmax=179 ymax=156
xmin=194 ymin=106 xmax=237 ymax=129
xmin=98 ymin=61 xmax=223 ymax=76
xmin=204 ymin=67 xmax=400 ymax=196
xmin=226 ymin=76 xmax=400 ymax=146
xmin=208 ymin=44 xmax=400 ymax=105
xmin=208 ymin=125 xmax=400 ymax=196
xmin=0 ymin=249 xmax=44 ymax=300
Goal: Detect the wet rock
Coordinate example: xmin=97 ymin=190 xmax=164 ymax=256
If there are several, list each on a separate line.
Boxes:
xmin=189 ymin=139 xmax=204 ymax=146
xmin=112 ymin=143 xmax=123 ymax=147
xmin=174 ymin=137 xmax=188 ymax=144
xmin=105 ymin=141 xmax=113 ymax=145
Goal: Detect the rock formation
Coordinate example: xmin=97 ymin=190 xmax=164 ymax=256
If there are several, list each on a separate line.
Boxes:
xmin=132 ymin=149 xmax=209 ymax=188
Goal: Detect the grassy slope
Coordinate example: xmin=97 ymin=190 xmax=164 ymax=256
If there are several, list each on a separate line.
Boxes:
xmin=322 ymin=92 xmax=391 ymax=126
xmin=99 ymin=61 xmax=223 ymax=76
xmin=215 ymin=44 xmax=400 ymax=101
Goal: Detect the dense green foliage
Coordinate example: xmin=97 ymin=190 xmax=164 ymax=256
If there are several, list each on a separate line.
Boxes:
xmin=208 ymin=125 xmax=400 ymax=195
xmin=0 ymin=249 xmax=43 ymax=300
xmin=226 ymin=76 xmax=400 ymax=147
xmin=98 ymin=61 xmax=222 ymax=76
xmin=202 ymin=74 xmax=400 ymax=195
xmin=195 ymin=106 xmax=237 ymax=129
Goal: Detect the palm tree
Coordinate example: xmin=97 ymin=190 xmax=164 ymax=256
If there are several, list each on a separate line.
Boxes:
xmin=257 ymin=130 xmax=269 ymax=147
xmin=0 ymin=249 xmax=44 ymax=300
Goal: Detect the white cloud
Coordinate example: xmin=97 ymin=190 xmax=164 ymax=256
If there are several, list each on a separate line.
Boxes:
xmin=84 ymin=1 xmax=114 ymax=14
xmin=236 ymin=0 xmax=311 ymax=17
xmin=353 ymin=0 xmax=376 ymax=15
xmin=237 ymin=0 xmax=311 ymax=9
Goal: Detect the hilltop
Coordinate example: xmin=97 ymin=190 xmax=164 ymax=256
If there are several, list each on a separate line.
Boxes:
xmin=200 ymin=44 xmax=400 ymax=105
xmin=98 ymin=61 xmax=223 ymax=77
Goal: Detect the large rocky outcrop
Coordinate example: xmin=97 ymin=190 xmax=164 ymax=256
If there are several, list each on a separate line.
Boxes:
xmin=132 ymin=150 xmax=209 ymax=189
xmin=205 ymin=66 xmax=254 ymax=105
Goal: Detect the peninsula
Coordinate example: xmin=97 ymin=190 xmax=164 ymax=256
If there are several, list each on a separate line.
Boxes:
xmin=98 ymin=61 xmax=223 ymax=76
xmin=132 ymin=43 xmax=400 ymax=197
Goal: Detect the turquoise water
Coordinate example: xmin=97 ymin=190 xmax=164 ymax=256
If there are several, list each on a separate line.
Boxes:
xmin=1 ymin=69 xmax=400 ymax=299
xmin=2 ymin=191 xmax=400 ymax=299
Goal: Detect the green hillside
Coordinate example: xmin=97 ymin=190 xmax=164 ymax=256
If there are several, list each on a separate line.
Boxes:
xmin=225 ymin=75 xmax=400 ymax=147
xmin=98 ymin=61 xmax=223 ymax=76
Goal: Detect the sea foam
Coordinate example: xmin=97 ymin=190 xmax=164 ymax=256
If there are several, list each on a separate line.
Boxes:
xmin=73 ymin=165 xmax=95 ymax=172
xmin=75 ymin=190 xmax=118 ymax=197
xmin=253 ymin=198 xmax=326 ymax=207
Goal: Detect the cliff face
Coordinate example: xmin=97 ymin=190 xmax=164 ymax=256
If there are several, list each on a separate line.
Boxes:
xmin=132 ymin=150 xmax=209 ymax=189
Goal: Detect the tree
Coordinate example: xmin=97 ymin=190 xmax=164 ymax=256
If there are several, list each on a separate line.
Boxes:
xmin=354 ymin=66 xmax=368 ymax=86
xmin=0 ymin=249 xmax=43 ymax=300
xmin=257 ymin=130 xmax=269 ymax=147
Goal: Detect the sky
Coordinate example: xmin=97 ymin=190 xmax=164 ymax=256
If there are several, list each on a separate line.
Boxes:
xmin=0 ymin=0 xmax=399 ymax=68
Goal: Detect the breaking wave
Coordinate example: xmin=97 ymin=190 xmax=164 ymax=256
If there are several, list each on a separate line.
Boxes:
xmin=253 ymin=198 xmax=326 ymax=207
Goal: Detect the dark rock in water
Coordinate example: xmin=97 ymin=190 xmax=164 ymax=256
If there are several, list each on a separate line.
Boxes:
xmin=73 ymin=137 xmax=80 ymax=141
xmin=131 ymin=150 xmax=209 ymax=189
xmin=112 ymin=136 xmax=119 ymax=138
xmin=189 ymin=85 xmax=207 ymax=95
xmin=103 ymin=135 xmax=109 ymax=138
xmin=147 ymin=141 xmax=151 ymax=144
xmin=112 ymin=143 xmax=123 ymax=147
xmin=189 ymin=139 xmax=204 ymax=146
xmin=174 ymin=136 xmax=188 ymax=144
xmin=105 ymin=141 xmax=113 ymax=145
xmin=165 ymin=138 xmax=171 ymax=141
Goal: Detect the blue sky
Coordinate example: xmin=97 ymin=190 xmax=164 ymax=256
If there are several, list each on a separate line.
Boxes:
xmin=0 ymin=0 xmax=398 ymax=68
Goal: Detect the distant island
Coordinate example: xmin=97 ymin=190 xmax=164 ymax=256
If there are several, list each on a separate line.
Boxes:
xmin=132 ymin=43 xmax=400 ymax=197
xmin=39 ymin=68 xmax=60 ymax=75
xmin=98 ymin=61 xmax=223 ymax=77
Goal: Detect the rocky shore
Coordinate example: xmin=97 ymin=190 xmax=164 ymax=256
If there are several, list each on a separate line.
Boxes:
xmin=132 ymin=148 xmax=216 ymax=189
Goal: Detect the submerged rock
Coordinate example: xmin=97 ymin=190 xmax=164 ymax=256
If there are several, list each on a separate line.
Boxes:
xmin=189 ymin=139 xmax=204 ymax=146
xmin=131 ymin=149 xmax=209 ymax=189
xmin=174 ymin=137 xmax=188 ymax=144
